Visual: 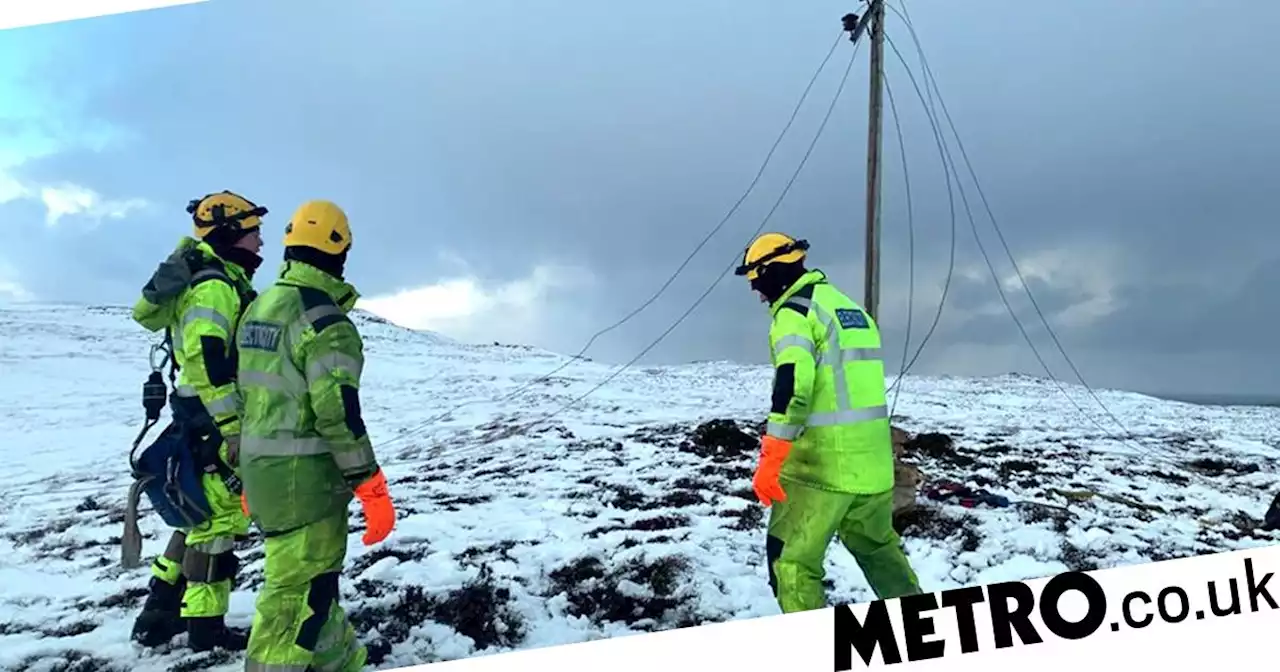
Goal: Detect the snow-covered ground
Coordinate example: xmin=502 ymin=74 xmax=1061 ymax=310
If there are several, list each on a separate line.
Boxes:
xmin=1 ymin=301 xmax=1277 ymax=671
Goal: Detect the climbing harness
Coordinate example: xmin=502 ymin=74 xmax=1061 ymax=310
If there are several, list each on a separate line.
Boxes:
xmin=121 ymin=334 xmax=219 ymax=569
xmin=120 ymin=246 xmax=250 ymax=570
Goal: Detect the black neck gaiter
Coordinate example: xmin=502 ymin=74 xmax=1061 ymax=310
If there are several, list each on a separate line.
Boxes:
xmin=751 ymin=262 xmax=806 ymax=304
xmin=216 ymin=246 xmax=264 ymax=279
xmin=284 ymin=245 xmax=347 ymax=280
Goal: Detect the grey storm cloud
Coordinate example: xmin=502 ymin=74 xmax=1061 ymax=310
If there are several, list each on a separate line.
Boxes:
xmin=3 ymin=0 xmax=1279 ymax=398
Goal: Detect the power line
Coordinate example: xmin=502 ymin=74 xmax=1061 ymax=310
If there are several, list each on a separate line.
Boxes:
xmin=882 ymin=70 xmax=916 ymax=419
xmin=882 ymin=35 xmax=1110 ymax=437
xmin=447 ymin=38 xmax=867 ymax=452
xmin=882 ymin=27 xmax=959 ymax=401
xmin=376 ymin=30 xmax=852 ymax=452
xmin=884 ymin=3 xmax=1150 ymax=449
xmin=880 ymin=9 xmax=1180 ymax=466
xmin=885 ymin=3 xmax=1157 ymax=450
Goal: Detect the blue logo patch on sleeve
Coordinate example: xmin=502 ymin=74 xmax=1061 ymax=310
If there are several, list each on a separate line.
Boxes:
xmin=835 ymin=308 xmax=869 ymax=329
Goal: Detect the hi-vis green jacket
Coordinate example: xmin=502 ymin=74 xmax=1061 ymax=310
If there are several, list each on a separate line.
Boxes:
xmin=234 ymin=260 xmax=380 ymax=534
xmin=132 ymin=238 xmax=256 ymax=440
xmin=765 ymin=269 xmax=894 ymax=495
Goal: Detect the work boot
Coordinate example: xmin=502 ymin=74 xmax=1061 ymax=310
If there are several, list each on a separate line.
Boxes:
xmin=131 ymin=576 xmax=188 ymax=647
xmin=187 ymin=615 xmax=250 ymax=652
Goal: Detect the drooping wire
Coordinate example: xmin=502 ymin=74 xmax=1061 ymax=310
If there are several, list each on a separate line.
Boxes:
xmin=882 ymin=70 xmax=916 ymax=419
xmin=880 ymin=17 xmax=1179 ymax=466
xmin=880 ymin=2 xmax=1162 ymax=450
xmin=882 ymin=36 xmax=1109 ymax=436
xmin=897 ymin=0 xmax=933 ymax=114
xmin=881 ymin=1 xmax=1222 ymax=488
xmin=441 ymin=38 xmax=868 ymax=453
xmin=882 ymin=23 xmax=959 ymax=402
xmin=376 ymin=31 xmax=851 ymax=452
xmin=884 ymin=2 xmax=1151 ymax=450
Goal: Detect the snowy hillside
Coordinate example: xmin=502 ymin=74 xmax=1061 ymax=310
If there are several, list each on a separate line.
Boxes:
xmin=1 ymin=302 xmax=1278 ymax=671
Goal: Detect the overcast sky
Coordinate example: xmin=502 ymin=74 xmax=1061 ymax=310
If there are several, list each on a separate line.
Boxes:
xmin=1 ymin=0 xmax=1277 ymax=398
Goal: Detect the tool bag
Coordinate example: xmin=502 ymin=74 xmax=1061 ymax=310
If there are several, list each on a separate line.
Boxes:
xmin=131 ymin=419 xmax=219 ymax=529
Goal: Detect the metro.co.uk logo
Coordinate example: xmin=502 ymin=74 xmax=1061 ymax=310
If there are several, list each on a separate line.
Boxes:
xmin=833 ymin=556 xmax=1276 ymax=669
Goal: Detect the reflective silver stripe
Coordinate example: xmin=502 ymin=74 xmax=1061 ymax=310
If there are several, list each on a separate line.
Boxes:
xmin=314 ymin=630 xmax=360 ymax=672
xmin=771 ymin=293 xmax=889 ymax=438
xmin=314 ymin=616 xmax=348 ymax=666
xmin=332 ymin=445 xmax=376 ymax=474
xmin=238 ymin=370 xmax=306 ymax=431
xmin=811 ymin=303 xmax=887 ymax=412
xmin=239 ymin=370 xmax=299 ymax=393
xmin=786 ymin=296 xmax=813 ymax=309
xmin=767 ymin=421 xmax=803 ymax=440
xmin=303 ymin=305 xmax=344 ymax=328
xmin=239 ymin=309 xmax=312 ymax=433
xmin=279 ymin=304 xmax=346 ymax=351
xmin=180 ymin=306 xmax=230 ymax=335
xmin=807 ymin=404 xmax=889 ymax=427
xmin=306 ymin=352 xmax=363 ymax=384
xmin=773 ymin=334 xmax=815 ymax=360
xmin=811 ymin=305 xmax=852 ymax=413
xmin=203 ymin=394 xmax=238 ymax=416
xmin=190 ymin=537 xmax=235 ymax=555
xmin=174 ymin=385 xmax=238 ymax=416
xmin=241 ymin=436 xmax=328 ymax=458
xmin=315 ymin=655 xmax=353 ymax=672
xmin=825 ymin=346 xmax=880 ymax=364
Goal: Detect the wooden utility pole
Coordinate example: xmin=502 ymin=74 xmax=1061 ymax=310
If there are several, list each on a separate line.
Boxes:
xmin=863 ymin=0 xmax=886 ymax=321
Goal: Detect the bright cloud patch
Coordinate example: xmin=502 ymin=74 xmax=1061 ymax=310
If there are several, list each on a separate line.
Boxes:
xmin=358 ymin=264 xmax=593 ymax=346
xmin=0 ymin=145 xmax=151 ymax=228
xmin=0 ymin=261 xmax=32 ymax=302
xmin=40 ymin=183 xmax=150 ymax=227
xmin=0 ymin=165 xmax=150 ymax=229
xmin=1004 ymin=244 xmax=1122 ymax=330
xmin=898 ymin=241 xmax=1124 ymax=335
xmin=0 ymin=174 xmax=31 ymax=205
xmin=0 ymin=47 xmax=149 ymax=229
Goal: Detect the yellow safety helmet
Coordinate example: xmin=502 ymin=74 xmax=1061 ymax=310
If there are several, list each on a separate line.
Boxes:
xmin=734 ymin=232 xmax=809 ymax=281
xmin=282 ymin=199 xmax=352 ymax=255
xmin=186 ymin=190 xmax=267 ymax=240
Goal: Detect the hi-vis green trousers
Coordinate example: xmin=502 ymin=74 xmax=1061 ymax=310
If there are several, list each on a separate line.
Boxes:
xmin=766 ymin=480 xmax=922 ymax=612
xmin=152 ymin=470 xmax=251 ymax=619
xmin=245 ymin=511 xmax=367 ymax=672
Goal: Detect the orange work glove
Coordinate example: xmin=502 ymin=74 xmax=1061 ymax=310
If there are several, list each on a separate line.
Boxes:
xmin=354 ymin=468 xmax=396 ymax=545
xmin=752 ymin=435 xmax=793 ymax=507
